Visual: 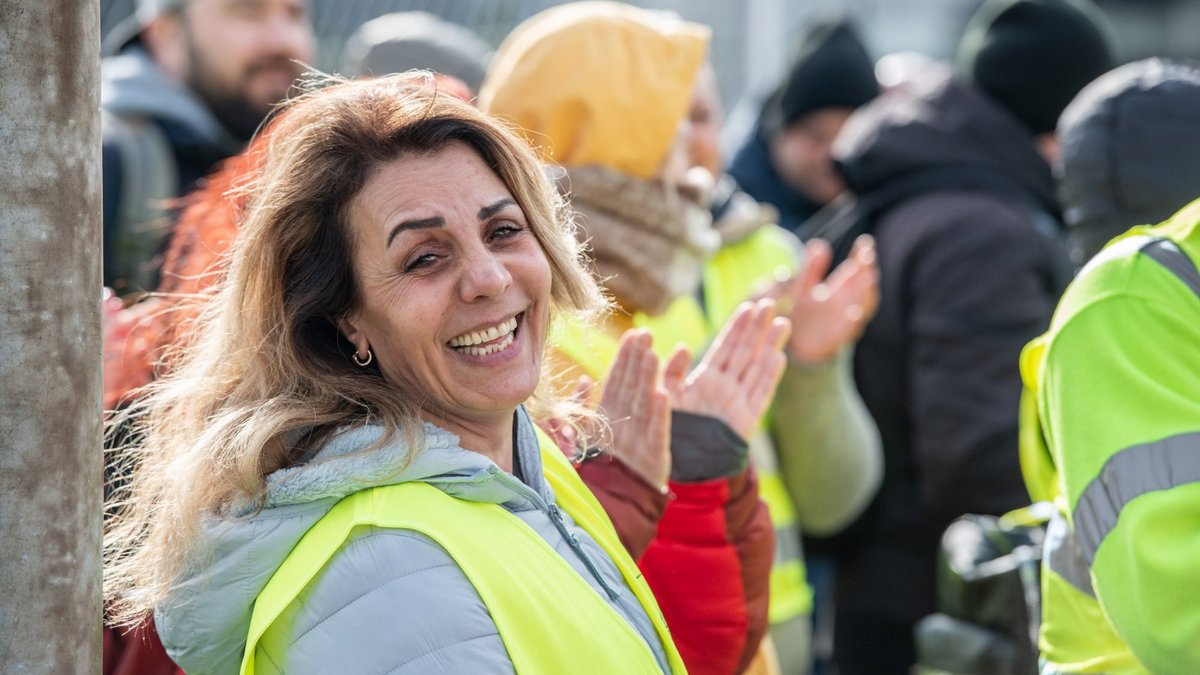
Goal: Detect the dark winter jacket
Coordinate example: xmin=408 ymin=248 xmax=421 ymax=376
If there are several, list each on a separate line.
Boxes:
xmin=822 ymin=71 xmax=1072 ymax=675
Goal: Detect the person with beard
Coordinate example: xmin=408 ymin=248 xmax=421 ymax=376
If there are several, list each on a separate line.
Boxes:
xmin=100 ymin=0 xmax=313 ymax=295
xmin=100 ymin=3 xmax=311 ymax=672
xmin=818 ymin=1 xmax=1113 ymax=672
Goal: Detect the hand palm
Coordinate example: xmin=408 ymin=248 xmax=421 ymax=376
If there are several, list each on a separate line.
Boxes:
xmin=786 ymin=236 xmax=879 ymax=364
xmin=665 ymin=300 xmax=791 ymax=441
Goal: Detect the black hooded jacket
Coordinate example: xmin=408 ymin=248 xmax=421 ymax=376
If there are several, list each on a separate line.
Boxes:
xmin=1058 ymin=58 xmax=1200 ymax=263
xmin=821 ymin=71 xmax=1072 ymax=674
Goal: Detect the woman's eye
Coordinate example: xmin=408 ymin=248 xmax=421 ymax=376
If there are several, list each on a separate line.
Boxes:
xmin=404 ymin=253 xmax=439 ymax=272
xmin=490 ymin=222 xmax=525 ymax=241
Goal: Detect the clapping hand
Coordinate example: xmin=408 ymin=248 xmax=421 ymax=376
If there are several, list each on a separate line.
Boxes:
xmin=662 ymin=299 xmax=791 ymax=441
xmin=766 ymin=235 xmax=879 ymax=364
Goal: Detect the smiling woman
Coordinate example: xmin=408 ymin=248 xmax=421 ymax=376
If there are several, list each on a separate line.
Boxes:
xmin=103 ymin=74 xmax=685 ymax=674
xmin=336 ymin=144 xmax=553 ymax=461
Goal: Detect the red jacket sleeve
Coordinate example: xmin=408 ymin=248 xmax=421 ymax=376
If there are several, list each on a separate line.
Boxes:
xmin=640 ymin=466 xmax=774 ymax=675
xmin=575 ymin=454 xmax=669 ymax=559
xmin=104 ymin=621 xmax=183 ymax=675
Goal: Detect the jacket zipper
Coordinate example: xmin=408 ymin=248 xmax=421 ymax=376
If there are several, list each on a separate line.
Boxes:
xmin=489 ymin=467 xmax=621 ymax=601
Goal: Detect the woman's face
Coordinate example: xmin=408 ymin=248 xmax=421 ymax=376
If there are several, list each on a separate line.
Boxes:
xmin=340 ymin=142 xmax=552 ymax=429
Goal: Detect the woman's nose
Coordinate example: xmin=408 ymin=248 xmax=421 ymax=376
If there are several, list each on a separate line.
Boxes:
xmin=459 ymin=251 xmax=513 ymax=302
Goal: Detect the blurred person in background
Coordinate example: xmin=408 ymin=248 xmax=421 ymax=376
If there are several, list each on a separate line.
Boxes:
xmin=103 ymin=8 xmax=492 ymax=415
xmin=873 ymin=50 xmax=952 ymax=94
xmin=101 ymin=0 xmax=314 ymax=295
xmin=812 ymin=0 xmax=1114 ymax=672
xmin=483 ymin=4 xmax=882 ymax=672
xmin=1021 ymin=58 xmax=1200 ymax=675
xmin=728 ymin=19 xmax=880 ymax=234
xmin=687 ymin=56 xmax=883 ymax=675
xmin=1055 ymin=59 xmax=1200 ymax=266
xmin=101 ymin=2 xmax=312 ymax=672
xmin=340 ymin=11 xmax=492 ymax=95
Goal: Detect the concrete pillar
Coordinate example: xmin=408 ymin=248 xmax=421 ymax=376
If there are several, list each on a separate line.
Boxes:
xmin=0 ymin=1 xmax=102 ymax=672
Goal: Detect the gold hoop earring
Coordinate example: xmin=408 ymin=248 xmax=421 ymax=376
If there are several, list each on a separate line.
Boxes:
xmin=352 ymin=348 xmax=373 ymax=367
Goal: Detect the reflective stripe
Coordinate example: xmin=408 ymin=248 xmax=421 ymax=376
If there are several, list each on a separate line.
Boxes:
xmin=773 ymin=518 xmax=803 ymax=566
xmin=1141 ymin=238 xmax=1200 ymax=299
xmin=1073 ymin=431 xmax=1200 ymax=566
xmin=1043 ymin=510 xmax=1094 ymax=597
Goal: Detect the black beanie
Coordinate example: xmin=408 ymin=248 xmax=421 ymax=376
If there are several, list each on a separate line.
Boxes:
xmin=762 ymin=19 xmax=879 ymax=138
xmin=957 ymin=0 xmax=1114 ymax=135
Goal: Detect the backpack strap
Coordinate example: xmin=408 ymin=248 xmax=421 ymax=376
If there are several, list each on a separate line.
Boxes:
xmin=103 ymin=110 xmax=178 ymax=292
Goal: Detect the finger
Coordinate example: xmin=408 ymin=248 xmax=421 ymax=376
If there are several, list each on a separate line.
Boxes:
xmin=850 ymin=234 xmax=875 ymax=262
xmin=846 ymin=270 xmax=879 ymax=329
xmin=603 ymin=333 xmax=653 ymax=454
xmin=648 ymin=387 xmax=672 ymax=453
xmin=826 ymin=235 xmax=876 ymax=291
xmin=573 ymin=375 xmax=595 ymax=406
xmin=605 ymin=328 xmax=650 ymax=404
xmin=627 ymin=338 xmax=660 ymax=424
xmin=824 ymin=255 xmax=862 ymax=296
xmin=705 ymin=301 xmax=757 ymax=371
xmin=798 ymin=239 xmax=833 ymax=291
xmin=559 ymin=422 xmax=578 ymax=447
xmin=639 ymin=387 xmax=673 ymax=489
xmin=661 ymin=344 xmax=691 ymax=396
xmin=851 ymin=238 xmax=881 ymax=320
xmin=725 ymin=299 xmax=777 ymax=382
xmin=765 ymin=315 xmax=792 ymax=353
xmin=831 ymin=245 xmax=880 ymax=331
xmin=743 ymin=350 xmax=788 ymax=426
xmin=599 ymin=333 xmax=640 ymax=426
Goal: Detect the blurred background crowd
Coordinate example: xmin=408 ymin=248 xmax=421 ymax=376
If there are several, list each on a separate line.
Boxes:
xmin=98 ymin=0 xmax=1200 ymax=163
xmin=96 ymin=1 xmax=1200 ymax=674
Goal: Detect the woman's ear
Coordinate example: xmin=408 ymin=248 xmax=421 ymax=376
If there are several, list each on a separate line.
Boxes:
xmin=337 ymin=313 xmax=370 ymax=357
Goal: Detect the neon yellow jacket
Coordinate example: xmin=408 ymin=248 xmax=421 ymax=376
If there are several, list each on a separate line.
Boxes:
xmin=1020 ymin=201 xmax=1200 ymax=674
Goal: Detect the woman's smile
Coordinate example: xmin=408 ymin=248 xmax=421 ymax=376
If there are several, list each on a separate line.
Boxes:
xmin=448 ymin=312 xmax=523 ymax=359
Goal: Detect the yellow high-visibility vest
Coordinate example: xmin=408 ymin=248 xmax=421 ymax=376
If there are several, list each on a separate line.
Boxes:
xmin=240 ymin=428 xmax=687 ymax=674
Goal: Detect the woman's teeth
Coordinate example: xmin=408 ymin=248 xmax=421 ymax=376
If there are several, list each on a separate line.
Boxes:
xmin=448 ymin=316 xmax=519 ymax=352
xmin=457 ymin=331 xmax=515 ymax=356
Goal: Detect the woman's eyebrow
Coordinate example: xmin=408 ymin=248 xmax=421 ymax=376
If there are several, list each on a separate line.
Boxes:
xmin=387 ymin=215 xmax=444 ymax=248
xmin=477 ymin=198 xmax=517 ymax=221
